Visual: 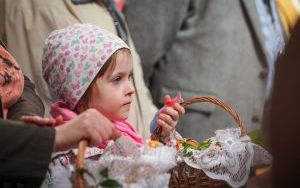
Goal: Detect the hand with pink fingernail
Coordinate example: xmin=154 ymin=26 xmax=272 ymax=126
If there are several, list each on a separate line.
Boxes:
xmin=156 ymin=93 xmax=185 ymax=137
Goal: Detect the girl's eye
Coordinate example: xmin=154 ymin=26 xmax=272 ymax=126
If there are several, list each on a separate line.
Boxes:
xmin=112 ymin=76 xmax=122 ymax=82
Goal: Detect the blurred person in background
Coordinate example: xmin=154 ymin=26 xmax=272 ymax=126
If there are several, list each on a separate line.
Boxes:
xmin=267 ymin=20 xmax=300 ymax=188
xmin=247 ymin=18 xmax=300 ymax=188
xmin=125 ymin=0 xmax=286 ymax=140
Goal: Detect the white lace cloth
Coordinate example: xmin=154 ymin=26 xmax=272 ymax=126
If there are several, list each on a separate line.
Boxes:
xmin=181 ymin=128 xmax=272 ymax=188
xmin=88 ymin=146 xmax=177 ymax=188
xmin=41 ymin=143 xmax=177 ymax=188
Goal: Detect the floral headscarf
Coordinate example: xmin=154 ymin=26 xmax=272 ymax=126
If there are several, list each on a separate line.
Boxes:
xmin=42 ymin=23 xmax=129 ymax=109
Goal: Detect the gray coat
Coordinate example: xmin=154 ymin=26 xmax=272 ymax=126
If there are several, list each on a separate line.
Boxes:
xmin=125 ymin=0 xmax=279 ymax=140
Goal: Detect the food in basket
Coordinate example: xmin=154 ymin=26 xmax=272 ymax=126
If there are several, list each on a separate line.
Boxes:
xmin=148 ymin=140 xmax=163 ymax=148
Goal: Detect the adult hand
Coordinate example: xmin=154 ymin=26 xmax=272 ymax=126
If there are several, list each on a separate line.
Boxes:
xmin=53 ymin=108 xmax=114 ymax=152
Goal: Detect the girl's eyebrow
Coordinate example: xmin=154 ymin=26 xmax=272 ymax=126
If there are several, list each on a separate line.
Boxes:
xmin=111 ymin=71 xmax=124 ymax=77
xmin=107 ymin=71 xmax=125 ymax=80
xmin=110 ymin=69 xmax=133 ymax=77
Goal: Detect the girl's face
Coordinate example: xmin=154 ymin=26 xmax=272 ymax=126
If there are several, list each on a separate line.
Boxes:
xmin=89 ymin=50 xmax=135 ymax=121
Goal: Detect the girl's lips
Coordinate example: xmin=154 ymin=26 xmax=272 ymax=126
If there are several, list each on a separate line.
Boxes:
xmin=122 ymin=102 xmax=131 ymax=107
xmin=123 ymin=100 xmax=132 ymax=105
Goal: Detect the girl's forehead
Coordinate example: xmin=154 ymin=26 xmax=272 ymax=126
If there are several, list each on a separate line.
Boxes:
xmin=101 ymin=51 xmax=132 ymax=78
xmin=116 ymin=48 xmax=132 ymax=57
xmin=112 ymin=60 xmax=133 ymax=75
xmin=115 ymin=52 xmax=133 ymax=67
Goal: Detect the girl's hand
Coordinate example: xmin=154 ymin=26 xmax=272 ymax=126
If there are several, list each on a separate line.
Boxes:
xmin=157 ymin=94 xmax=185 ymax=136
xmin=21 ymin=115 xmax=64 ymax=126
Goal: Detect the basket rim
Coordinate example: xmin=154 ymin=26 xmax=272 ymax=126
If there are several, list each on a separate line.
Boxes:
xmin=152 ymin=95 xmax=246 ymax=140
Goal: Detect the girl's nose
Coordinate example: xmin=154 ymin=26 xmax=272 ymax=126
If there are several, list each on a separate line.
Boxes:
xmin=126 ymin=81 xmax=135 ymax=96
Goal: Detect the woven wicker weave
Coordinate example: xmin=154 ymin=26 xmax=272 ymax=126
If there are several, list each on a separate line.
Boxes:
xmin=169 ymin=163 xmax=229 ymax=188
xmin=75 ymin=96 xmax=246 ymax=188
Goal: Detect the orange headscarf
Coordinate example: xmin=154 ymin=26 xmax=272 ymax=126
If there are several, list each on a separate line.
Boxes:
xmin=0 ymin=46 xmax=24 ymax=119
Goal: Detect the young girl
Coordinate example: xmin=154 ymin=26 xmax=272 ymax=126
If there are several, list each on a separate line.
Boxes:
xmin=42 ymin=23 xmax=185 ymax=148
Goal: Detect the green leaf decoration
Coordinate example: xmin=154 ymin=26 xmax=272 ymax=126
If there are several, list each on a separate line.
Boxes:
xmin=247 ymin=129 xmax=268 ymax=148
xmin=96 ymin=167 xmax=122 ymax=187
xmin=180 ymin=139 xmax=212 ymax=156
xmin=100 ymin=179 xmax=122 ymax=188
xmin=181 ymin=142 xmax=191 ymax=155
xmin=196 ymin=139 xmax=212 ymax=151
xmin=180 ymin=130 xmax=268 ymax=158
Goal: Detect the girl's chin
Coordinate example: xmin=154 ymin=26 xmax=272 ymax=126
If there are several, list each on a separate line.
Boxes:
xmin=115 ymin=117 xmax=128 ymax=121
xmin=104 ymin=110 xmax=129 ymax=121
xmin=113 ymin=114 xmax=129 ymax=121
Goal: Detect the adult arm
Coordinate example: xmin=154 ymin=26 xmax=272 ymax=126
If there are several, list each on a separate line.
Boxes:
xmin=0 ymin=119 xmax=54 ymax=186
xmin=0 ymin=108 xmax=115 ymax=186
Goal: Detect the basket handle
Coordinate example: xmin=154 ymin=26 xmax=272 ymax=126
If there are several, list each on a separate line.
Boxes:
xmin=75 ymin=139 xmax=88 ymax=188
xmin=152 ymin=96 xmax=246 ymax=140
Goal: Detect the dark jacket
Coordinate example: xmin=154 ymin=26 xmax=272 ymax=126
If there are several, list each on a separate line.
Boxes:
xmin=0 ymin=76 xmax=52 ymax=187
xmin=0 ymin=120 xmax=54 ymax=187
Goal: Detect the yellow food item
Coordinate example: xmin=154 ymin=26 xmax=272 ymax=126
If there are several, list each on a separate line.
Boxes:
xmin=186 ymin=138 xmax=199 ymax=148
xmin=148 ymin=140 xmax=162 ymax=148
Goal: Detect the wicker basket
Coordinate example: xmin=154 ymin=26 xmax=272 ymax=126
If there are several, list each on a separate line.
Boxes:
xmin=75 ymin=96 xmax=246 ymax=188
xmin=161 ymin=96 xmax=245 ymax=188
